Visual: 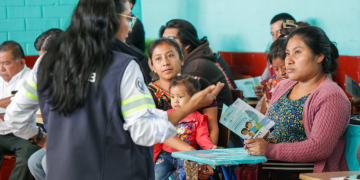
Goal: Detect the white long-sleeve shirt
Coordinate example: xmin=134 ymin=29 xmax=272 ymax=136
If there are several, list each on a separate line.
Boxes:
xmin=5 ymin=56 xmax=177 ymax=146
xmin=0 ymin=65 xmax=31 ymax=135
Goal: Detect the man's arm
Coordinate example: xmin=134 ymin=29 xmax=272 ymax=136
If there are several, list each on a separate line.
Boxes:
xmin=0 ymin=96 xmax=12 ymax=109
xmin=4 ymin=55 xmax=44 ymax=139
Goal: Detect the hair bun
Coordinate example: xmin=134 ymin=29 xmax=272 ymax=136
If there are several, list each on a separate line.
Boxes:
xmin=329 ymin=42 xmax=339 ymax=60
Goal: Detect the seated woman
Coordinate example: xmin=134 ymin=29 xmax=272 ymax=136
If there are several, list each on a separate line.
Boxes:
xmin=155 ymin=75 xmax=217 ymax=180
xmin=245 ymin=26 xmax=350 ymax=173
xmin=148 ymin=38 xmax=216 ymax=179
xmin=255 ymin=37 xmax=288 ymax=114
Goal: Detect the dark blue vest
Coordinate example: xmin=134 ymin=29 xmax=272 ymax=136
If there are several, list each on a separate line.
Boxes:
xmin=38 ymin=51 xmax=154 ymax=180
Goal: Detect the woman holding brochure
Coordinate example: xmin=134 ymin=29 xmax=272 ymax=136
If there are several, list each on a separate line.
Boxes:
xmin=244 ymin=26 xmax=350 ymax=173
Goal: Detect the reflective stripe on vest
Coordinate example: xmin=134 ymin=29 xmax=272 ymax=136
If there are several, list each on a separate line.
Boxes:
xmin=21 ymin=78 xmax=38 ymax=101
xmin=121 ymin=94 xmax=155 ymax=116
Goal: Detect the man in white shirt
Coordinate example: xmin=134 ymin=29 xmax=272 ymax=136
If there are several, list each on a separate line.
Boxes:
xmin=0 ymin=41 xmax=40 ymax=180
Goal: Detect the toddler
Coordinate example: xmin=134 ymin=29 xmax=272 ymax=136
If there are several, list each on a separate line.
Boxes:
xmin=154 ymin=75 xmax=216 ymax=180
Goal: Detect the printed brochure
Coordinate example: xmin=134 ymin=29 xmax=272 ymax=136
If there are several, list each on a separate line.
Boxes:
xmin=220 ymin=98 xmax=274 ymax=139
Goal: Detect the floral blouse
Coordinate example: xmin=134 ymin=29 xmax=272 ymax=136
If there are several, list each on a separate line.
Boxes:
xmin=267 ymin=87 xmax=310 ymax=143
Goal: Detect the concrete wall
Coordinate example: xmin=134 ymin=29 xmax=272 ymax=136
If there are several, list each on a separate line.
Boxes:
xmin=1 ymin=0 xmax=359 ymax=56
xmin=0 ymin=0 xmax=77 ymax=55
xmin=140 ymin=0 xmax=360 ymax=56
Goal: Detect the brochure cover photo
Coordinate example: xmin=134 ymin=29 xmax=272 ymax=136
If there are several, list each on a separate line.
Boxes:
xmin=220 ymin=98 xmax=275 ymax=140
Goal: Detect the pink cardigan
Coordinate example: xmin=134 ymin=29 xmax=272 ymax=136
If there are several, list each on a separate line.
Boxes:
xmin=265 ymin=78 xmax=350 ymax=172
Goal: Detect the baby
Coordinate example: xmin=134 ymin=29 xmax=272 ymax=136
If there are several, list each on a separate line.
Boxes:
xmin=154 ymin=75 xmax=216 ymax=180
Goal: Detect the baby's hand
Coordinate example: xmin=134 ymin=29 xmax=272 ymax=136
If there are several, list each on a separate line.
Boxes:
xmin=212 ymin=145 xmax=217 ymax=149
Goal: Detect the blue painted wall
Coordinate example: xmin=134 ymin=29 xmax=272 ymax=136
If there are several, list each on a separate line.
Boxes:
xmin=1 ymin=0 xmax=359 ymax=56
xmin=140 ymin=0 xmax=360 ymax=56
xmin=0 ymin=0 xmax=141 ymax=55
xmin=0 ymin=0 xmax=77 ymax=55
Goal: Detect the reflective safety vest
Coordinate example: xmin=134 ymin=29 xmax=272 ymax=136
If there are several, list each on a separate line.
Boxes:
xmin=38 ymin=51 xmax=154 ymax=180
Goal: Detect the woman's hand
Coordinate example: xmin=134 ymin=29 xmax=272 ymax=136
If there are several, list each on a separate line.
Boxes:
xmin=168 ymin=82 xmax=224 ymax=126
xmin=198 ymin=165 xmax=214 ymax=180
xmin=243 ymin=138 xmax=267 ymax=156
xmin=253 ymin=86 xmax=263 ymax=99
xmin=188 ymin=82 xmax=224 ymax=110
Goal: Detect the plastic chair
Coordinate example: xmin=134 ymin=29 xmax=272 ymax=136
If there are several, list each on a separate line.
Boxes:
xmin=345 ymin=124 xmax=360 ymax=171
xmin=0 ymin=154 xmax=16 ymax=180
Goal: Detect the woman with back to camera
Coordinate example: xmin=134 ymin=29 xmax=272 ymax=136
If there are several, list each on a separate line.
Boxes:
xmin=34 ymin=0 xmax=223 ymax=179
xmin=245 ymin=26 xmax=350 ymax=173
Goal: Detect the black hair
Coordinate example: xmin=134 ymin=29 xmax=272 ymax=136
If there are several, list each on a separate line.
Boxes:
xmin=37 ymin=0 xmax=128 ymax=116
xmin=128 ymin=0 xmax=136 ymax=5
xmin=0 ymin=41 xmax=25 ymax=61
xmin=270 ymin=13 xmax=296 ymax=25
xmin=280 ymin=21 xmax=310 ymax=38
xmin=241 ymin=128 xmax=248 ymax=134
xmin=148 ymin=38 xmax=183 ymax=64
xmin=286 ymin=26 xmax=339 ymax=74
xmin=34 ymin=28 xmax=64 ymax=52
xmin=159 ymin=19 xmax=207 ymax=54
xmin=245 ymin=122 xmax=252 ymax=128
xmin=267 ymin=37 xmax=286 ymax=64
xmin=169 ymin=75 xmax=200 ymax=96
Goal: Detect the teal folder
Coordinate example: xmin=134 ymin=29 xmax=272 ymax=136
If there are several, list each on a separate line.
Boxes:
xmin=171 ymin=148 xmax=267 ymax=166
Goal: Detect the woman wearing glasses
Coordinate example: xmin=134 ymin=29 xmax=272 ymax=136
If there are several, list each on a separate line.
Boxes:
xmin=34 ymin=0 xmax=223 ymax=180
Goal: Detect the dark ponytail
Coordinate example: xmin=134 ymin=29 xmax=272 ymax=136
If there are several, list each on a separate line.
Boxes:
xmin=37 ymin=0 xmax=127 ymax=116
xmin=286 ymin=26 xmax=338 ymax=74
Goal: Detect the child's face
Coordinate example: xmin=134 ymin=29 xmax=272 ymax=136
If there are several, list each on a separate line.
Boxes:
xmin=170 ymin=84 xmax=191 ymax=110
xmin=247 ymin=123 xmax=253 ymax=128
xmin=241 ymin=129 xmax=249 ymax=135
xmin=272 ymin=57 xmax=288 ymax=81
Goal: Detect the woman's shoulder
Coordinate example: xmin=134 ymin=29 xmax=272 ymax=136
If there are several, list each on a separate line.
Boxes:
xmin=312 ymin=78 xmax=348 ymax=99
xmin=147 ymin=82 xmax=157 ymax=92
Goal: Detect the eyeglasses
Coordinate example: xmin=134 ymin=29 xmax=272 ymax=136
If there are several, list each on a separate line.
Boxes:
xmin=118 ymin=14 xmax=137 ymax=29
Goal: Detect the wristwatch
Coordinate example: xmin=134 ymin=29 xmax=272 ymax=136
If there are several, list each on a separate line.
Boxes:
xmin=28 ymin=126 xmax=44 ymax=145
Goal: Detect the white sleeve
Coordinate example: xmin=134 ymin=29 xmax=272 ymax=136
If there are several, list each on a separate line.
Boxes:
xmin=120 ymin=60 xmax=177 ymax=146
xmin=4 ymin=55 xmax=44 ymax=139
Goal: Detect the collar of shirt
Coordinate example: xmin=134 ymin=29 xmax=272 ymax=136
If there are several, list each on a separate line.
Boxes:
xmin=0 ymin=65 xmax=30 ymax=98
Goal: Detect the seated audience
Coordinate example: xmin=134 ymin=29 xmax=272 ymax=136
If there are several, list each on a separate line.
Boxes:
xmin=148 ymin=38 xmax=215 ymax=179
xmin=27 ymin=28 xmax=63 ymax=180
xmin=245 ymin=26 xmax=350 ymax=173
xmin=255 ymin=38 xmax=288 ymax=114
xmin=33 ymin=0 xmax=223 ymax=179
xmin=159 ymin=19 xmax=233 ymax=108
xmin=126 ymin=0 xmax=145 ymax=52
xmin=0 ymin=41 xmax=40 ymax=180
xmin=155 ymin=75 xmax=216 ymax=180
